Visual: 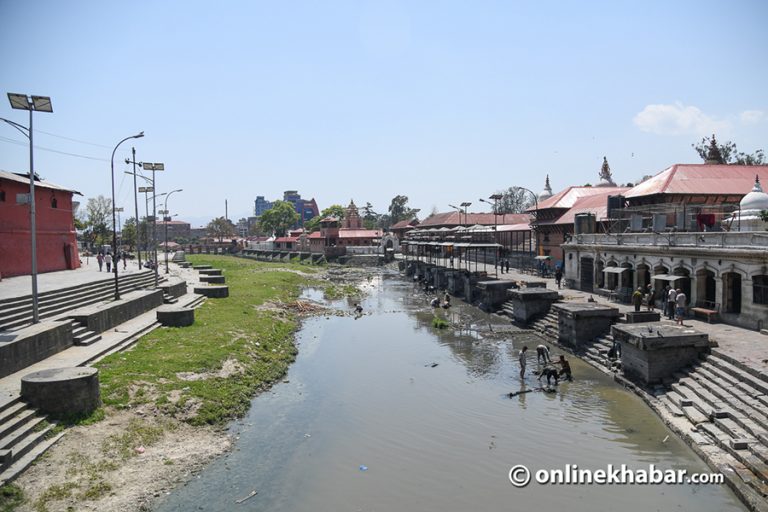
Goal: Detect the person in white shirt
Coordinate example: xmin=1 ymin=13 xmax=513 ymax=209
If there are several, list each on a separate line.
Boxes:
xmin=666 ymin=287 xmax=677 ymax=320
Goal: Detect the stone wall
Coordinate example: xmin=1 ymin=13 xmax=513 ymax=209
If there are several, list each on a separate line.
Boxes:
xmin=0 ymin=320 xmax=73 ymax=378
xmin=68 ymin=289 xmax=164 ymax=334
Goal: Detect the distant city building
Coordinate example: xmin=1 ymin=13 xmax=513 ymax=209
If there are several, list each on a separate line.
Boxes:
xmin=236 ymin=218 xmax=249 ymax=237
xmin=283 ymin=190 xmax=319 ymax=226
xmin=254 ymin=196 xmax=272 ymax=216
xmin=155 ymin=220 xmax=191 ymax=241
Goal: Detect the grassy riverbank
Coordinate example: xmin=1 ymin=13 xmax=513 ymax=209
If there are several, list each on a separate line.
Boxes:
xmin=97 ymin=255 xmax=320 ymax=425
xmin=12 ymin=256 xmax=336 ymax=512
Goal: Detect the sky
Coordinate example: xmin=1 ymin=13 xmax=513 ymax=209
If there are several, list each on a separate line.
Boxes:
xmin=1 ymin=0 xmax=767 ymax=228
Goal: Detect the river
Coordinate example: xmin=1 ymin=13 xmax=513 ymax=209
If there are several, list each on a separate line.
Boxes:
xmin=155 ymin=271 xmax=745 ymax=511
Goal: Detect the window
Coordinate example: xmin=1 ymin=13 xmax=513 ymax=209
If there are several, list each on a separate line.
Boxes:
xmin=754 ymin=275 xmax=768 ymax=305
xmin=0 ymin=190 xmax=5 ymax=202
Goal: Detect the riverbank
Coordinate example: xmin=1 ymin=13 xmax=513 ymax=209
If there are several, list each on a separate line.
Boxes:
xmin=6 ymin=257 xmax=367 ymax=512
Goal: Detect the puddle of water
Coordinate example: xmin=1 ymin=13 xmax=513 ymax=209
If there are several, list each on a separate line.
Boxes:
xmin=156 ymin=272 xmax=745 ymax=512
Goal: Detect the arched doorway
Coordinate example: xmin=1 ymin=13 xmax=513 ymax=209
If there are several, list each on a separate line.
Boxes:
xmin=636 ymin=263 xmax=650 ymax=290
xmin=581 ymin=257 xmax=595 ymax=292
xmin=722 ymin=272 xmax=742 ymax=314
xmin=695 ymin=268 xmax=716 ymax=306
xmin=672 ymin=267 xmax=691 ymax=304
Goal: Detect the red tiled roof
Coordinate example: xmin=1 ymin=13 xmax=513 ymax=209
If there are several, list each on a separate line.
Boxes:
xmin=338 ymin=229 xmax=381 ymax=238
xmin=550 ymin=190 xmax=629 ymax=225
xmin=497 ymin=222 xmax=533 ymax=232
xmin=624 ymin=164 xmax=768 ymax=198
xmin=274 ymin=237 xmax=297 ymax=243
xmin=533 ymin=186 xmax=628 ymax=211
xmin=419 ymin=212 xmax=530 ymax=227
xmin=390 ymin=219 xmax=419 ymax=230
xmin=308 ymin=232 xmax=324 ymax=239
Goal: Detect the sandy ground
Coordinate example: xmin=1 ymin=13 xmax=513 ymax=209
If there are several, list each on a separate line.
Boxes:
xmin=14 ymin=408 xmax=231 ymax=512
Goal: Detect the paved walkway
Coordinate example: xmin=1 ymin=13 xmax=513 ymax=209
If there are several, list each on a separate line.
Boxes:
xmin=406 ymin=255 xmax=768 ymax=379
xmin=0 ymin=259 xmax=151 ymax=300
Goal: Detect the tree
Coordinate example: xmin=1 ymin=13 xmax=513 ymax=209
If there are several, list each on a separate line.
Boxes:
xmin=304 ymin=204 xmax=345 ymax=232
xmin=495 ymin=187 xmax=535 ymax=214
xmin=207 ymin=217 xmax=236 ymax=242
xmin=692 ymin=135 xmax=765 ymax=165
xmin=388 ymin=195 xmax=415 ymax=224
xmin=361 ymin=202 xmax=380 ymax=229
xmin=122 ymin=217 xmax=138 ymax=251
xmin=258 ymin=200 xmax=300 ymax=236
xmin=85 ymin=195 xmax=113 ymax=249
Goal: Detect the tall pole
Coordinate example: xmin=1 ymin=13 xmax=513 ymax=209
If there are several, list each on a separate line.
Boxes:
xmin=110 ymin=132 xmax=144 ymax=301
xmin=131 ymin=147 xmax=141 ymax=268
xmin=28 ymin=107 xmax=39 ymax=323
xmin=152 ymin=167 xmax=158 ymax=287
xmin=164 ymin=189 xmax=182 ymax=274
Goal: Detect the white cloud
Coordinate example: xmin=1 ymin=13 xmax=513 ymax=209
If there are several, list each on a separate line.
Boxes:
xmin=739 ymin=110 xmax=765 ymax=125
xmin=633 ymin=102 xmax=729 ymax=136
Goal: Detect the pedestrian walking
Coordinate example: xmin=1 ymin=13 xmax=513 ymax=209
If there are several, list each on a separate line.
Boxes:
xmin=675 ymin=289 xmax=687 ymax=325
xmin=105 ymin=253 xmax=112 ymax=272
xmin=96 ymin=252 xmax=104 ymax=271
xmin=555 ymin=268 xmax=563 ymax=289
xmin=505 ymin=259 xmax=510 ymax=273
xmin=666 ymin=287 xmax=677 ymax=320
xmin=519 ymin=346 xmax=529 ymax=379
xmin=122 ymin=251 xmax=128 ymax=270
xmin=632 ymin=287 xmax=643 ymax=312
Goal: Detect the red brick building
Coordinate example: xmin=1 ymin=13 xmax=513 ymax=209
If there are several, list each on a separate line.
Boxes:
xmin=0 ymin=170 xmax=81 ymax=277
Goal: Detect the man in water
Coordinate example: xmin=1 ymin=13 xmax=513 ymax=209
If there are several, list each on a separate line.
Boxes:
xmin=536 ymin=344 xmax=551 ymax=364
xmin=538 ymin=366 xmax=559 ymax=387
xmin=554 ymin=355 xmax=573 ymax=381
xmin=519 ymin=346 xmax=528 ymax=379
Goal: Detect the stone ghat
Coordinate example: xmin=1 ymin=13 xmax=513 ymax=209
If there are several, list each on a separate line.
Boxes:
xmin=526 ymin=310 xmax=768 ymax=511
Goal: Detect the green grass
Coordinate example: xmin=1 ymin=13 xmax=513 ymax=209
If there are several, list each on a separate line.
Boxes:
xmin=0 ymin=484 xmax=24 ymax=512
xmin=96 ymin=255 xmax=315 ymax=425
xmin=323 ymin=283 xmax=361 ymax=300
xmin=431 ymin=316 xmax=450 ymax=329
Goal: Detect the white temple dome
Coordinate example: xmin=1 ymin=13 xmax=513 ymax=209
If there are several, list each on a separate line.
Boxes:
xmin=740 ymin=176 xmax=768 ymax=212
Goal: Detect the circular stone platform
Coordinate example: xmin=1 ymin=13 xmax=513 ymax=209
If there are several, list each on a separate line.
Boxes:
xmin=157 ymin=305 xmax=195 ymax=327
xmin=193 ymin=285 xmax=229 ymax=298
xmin=21 ymin=367 xmax=101 ymax=418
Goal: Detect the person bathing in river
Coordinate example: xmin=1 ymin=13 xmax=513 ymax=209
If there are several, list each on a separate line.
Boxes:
xmin=430 ymin=297 xmax=440 ymax=308
xmin=354 ymin=303 xmax=363 ymax=314
xmin=519 ymin=346 xmax=528 ymax=379
xmin=536 ymin=344 xmax=551 ymax=364
xmin=538 ymin=366 xmax=559 ymax=387
xmin=554 ymin=355 xmax=573 ymax=381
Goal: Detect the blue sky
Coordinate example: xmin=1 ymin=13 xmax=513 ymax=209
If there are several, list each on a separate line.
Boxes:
xmin=2 ymin=0 xmax=766 ymax=227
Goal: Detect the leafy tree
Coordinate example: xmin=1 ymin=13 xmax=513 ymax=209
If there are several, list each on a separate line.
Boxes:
xmin=377 ymin=213 xmax=392 ymax=230
xmin=207 ymin=216 xmax=236 ymax=242
xmin=362 ymin=202 xmax=380 ymax=229
xmin=122 ymin=217 xmax=138 ymax=250
xmin=258 ymin=200 xmax=299 ymax=236
xmin=760 ymin=210 xmax=768 ymax=222
xmin=85 ymin=195 xmax=113 ymax=249
xmin=495 ymin=187 xmax=535 ymax=214
xmin=692 ymin=135 xmax=765 ymax=165
xmin=387 ymin=195 xmax=415 ymax=224
xmin=304 ymin=205 xmax=345 ymax=232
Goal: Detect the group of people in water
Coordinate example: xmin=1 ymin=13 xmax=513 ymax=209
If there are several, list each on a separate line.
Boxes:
xmin=518 ymin=344 xmax=573 ymax=388
xmin=430 ymin=292 xmax=452 ymax=309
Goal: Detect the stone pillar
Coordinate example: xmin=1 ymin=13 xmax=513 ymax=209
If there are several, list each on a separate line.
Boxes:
xmin=552 ymin=303 xmax=620 ymax=349
xmin=715 ymin=276 xmax=724 ymax=308
xmin=506 ymin=288 xmax=560 ymax=323
xmin=613 ymin=324 xmax=710 ymax=386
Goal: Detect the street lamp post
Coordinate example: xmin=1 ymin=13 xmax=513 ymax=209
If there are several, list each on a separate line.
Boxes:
xmin=3 ymin=93 xmax=53 ymax=324
xmin=110 ymin=132 xmax=144 ymax=300
xmin=125 ymin=148 xmax=141 ymax=268
xmin=479 ymin=194 xmax=502 ymax=276
xmin=163 ymin=189 xmax=182 ymax=274
xmin=460 ymin=202 xmax=472 ymax=227
xmin=142 ymin=163 xmax=165 ymax=286
xmin=515 ymin=186 xmax=539 ymax=270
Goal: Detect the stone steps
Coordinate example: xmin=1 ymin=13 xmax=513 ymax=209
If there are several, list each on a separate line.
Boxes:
xmin=71 ymin=321 xmax=102 ymax=346
xmin=0 ymin=398 xmax=59 ymax=484
xmin=0 ymin=271 xmax=166 ymax=331
xmin=657 ymin=351 xmax=768 ymax=500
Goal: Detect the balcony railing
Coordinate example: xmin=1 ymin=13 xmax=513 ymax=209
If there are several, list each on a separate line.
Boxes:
xmin=565 ymin=232 xmax=768 ymax=249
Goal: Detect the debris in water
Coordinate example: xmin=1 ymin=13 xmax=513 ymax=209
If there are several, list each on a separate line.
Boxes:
xmin=662 ymin=435 xmax=669 ymax=443
xmin=424 ymin=362 xmax=439 ymax=368
xmin=235 ymin=490 xmax=258 ymax=504
xmin=359 ymin=465 xmax=368 ymax=471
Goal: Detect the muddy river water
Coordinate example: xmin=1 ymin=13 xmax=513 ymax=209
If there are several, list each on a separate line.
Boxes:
xmin=156 ymin=272 xmax=745 ymax=511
